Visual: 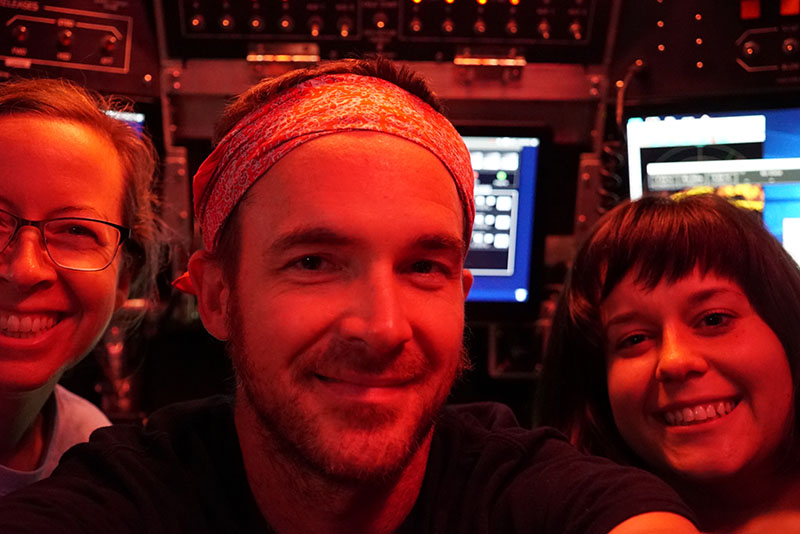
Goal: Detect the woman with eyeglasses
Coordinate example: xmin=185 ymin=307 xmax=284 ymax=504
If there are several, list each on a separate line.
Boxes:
xmin=0 ymin=78 xmax=161 ymax=495
xmin=536 ymin=194 xmax=800 ymax=533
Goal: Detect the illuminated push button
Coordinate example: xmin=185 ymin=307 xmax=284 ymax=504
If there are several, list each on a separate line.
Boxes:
xmin=219 ymin=14 xmax=235 ymax=30
xmin=57 ymin=29 xmax=73 ymax=47
xmin=101 ymin=35 xmax=118 ymax=55
xmin=495 ymin=215 xmax=511 ymax=230
xmin=11 ymin=24 xmax=29 ymax=43
xmin=279 ymin=15 xmax=295 ymax=32
xmin=496 ymin=196 xmax=513 ymax=211
xmin=781 ymin=0 xmax=800 ymax=15
xmin=494 ymin=233 xmax=510 ymax=249
xmin=189 ymin=14 xmax=205 ymax=30
xmin=537 ymin=19 xmax=551 ymax=39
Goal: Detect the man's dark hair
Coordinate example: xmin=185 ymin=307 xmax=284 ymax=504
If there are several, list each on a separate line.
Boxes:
xmin=212 ymin=57 xmax=445 ymax=283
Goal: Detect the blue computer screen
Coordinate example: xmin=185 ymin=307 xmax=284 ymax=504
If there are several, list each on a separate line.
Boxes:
xmin=626 ymin=107 xmax=800 ymax=264
xmin=462 ymin=135 xmax=540 ymax=303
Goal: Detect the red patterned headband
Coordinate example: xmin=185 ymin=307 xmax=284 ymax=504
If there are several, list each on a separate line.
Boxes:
xmin=174 ymin=74 xmax=475 ymax=293
xmin=196 ymin=73 xmax=474 ymax=250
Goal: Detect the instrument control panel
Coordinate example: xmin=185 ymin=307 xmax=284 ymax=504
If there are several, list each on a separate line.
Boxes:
xmin=164 ymin=0 xmax=611 ymax=63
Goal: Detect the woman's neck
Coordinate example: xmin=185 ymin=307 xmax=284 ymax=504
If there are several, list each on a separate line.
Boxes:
xmin=0 ymin=386 xmax=53 ymax=471
xmin=676 ymin=468 xmax=800 ymax=533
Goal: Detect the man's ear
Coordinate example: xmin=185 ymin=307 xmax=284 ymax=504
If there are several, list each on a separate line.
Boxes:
xmin=188 ymin=251 xmax=231 ymax=341
xmin=462 ymin=269 xmax=474 ymax=300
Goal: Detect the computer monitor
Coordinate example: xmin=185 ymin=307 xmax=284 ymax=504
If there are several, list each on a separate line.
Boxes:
xmin=460 ymin=128 xmax=545 ymax=319
xmin=626 ymin=106 xmax=800 ymax=264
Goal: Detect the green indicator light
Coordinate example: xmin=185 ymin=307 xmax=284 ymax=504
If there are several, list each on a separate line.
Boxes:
xmin=496 ymin=170 xmax=508 ymax=181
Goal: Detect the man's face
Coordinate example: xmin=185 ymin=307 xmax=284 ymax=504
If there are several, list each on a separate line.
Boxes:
xmin=222 ymin=132 xmax=472 ymax=481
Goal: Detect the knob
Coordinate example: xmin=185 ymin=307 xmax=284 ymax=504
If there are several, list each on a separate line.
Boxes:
xmin=373 ymin=12 xmax=388 ymax=29
xmin=249 ymin=16 xmax=264 ymax=31
xmin=101 ymin=35 xmax=118 ymax=55
xmin=442 ymin=18 xmax=455 ymax=34
xmin=219 ymin=14 xmax=234 ymax=30
xmin=783 ymin=38 xmax=798 ymax=56
xmin=337 ymin=17 xmax=352 ymax=37
xmin=506 ymin=19 xmax=518 ymax=35
xmin=538 ymin=19 xmax=551 ymax=39
xmin=11 ymin=24 xmax=28 ymax=43
xmin=307 ymin=16 xmax=323 ymax=37
xmin=57 ymin=29 xmax=73 ymax=47
xmin=279 ymin=15 xmax=294 ymax=32
xmin=473 ymin=18 xmax=486 ymax=35
xmin=189 ymin=14 xmax=205 ymax=30
xmin=569 ymin=20 xmax=583 ymax=40
xmin=409 ymin=17 xmax=422 ymax=33
xmin=741 ymin=40 xmax=759 ymax=58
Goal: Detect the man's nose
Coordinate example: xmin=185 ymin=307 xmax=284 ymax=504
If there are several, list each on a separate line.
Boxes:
xmin=654 ymin=324 xmax=709 ymax=383
xmin=338 ymin=270 xmax=413 ymax=354
xmin=0 ymin=227 xmax=58 ymax=290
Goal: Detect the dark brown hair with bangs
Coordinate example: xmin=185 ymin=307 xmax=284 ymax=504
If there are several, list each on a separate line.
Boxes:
xmin=536 ymin=193 xmax=800 ymax=467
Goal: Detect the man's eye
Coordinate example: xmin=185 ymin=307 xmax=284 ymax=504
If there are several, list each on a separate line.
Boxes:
xmin=294 ymin=255 xmax=326 ymax=270
xmin=411 ymin=260 xmax=436 ymax=274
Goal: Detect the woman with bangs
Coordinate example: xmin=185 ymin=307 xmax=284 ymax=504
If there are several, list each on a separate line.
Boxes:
xmin=537 ymin=193 xmax=800 ymax=533
xmin=0 ymin=78 xmax=162 ymax=495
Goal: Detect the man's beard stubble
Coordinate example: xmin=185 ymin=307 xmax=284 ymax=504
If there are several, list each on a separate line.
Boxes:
xmin=225 ymin=291 xmax=472 ymax=484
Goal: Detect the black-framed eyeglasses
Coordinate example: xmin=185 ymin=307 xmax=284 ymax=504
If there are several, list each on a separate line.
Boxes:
xmin=0 ymin=208 xmax=131 ymax=272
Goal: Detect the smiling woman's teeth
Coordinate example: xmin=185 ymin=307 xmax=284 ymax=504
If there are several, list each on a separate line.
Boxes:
xmin=663 ymin=401 xmax=737 ymax=426
xmin=0 ymin=314 xmax=58 ymax=337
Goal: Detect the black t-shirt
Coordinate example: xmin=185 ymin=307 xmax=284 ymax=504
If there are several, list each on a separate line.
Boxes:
xmin=0 ymin=396 xmax=694 ymax=533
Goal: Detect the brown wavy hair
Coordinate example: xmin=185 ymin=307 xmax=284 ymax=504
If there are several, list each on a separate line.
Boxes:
xmin=0 ymin=77 xmax=163 ymax=304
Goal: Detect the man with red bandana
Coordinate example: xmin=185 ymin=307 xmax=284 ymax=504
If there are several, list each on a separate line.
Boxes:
xmin=0 ymin=59 xmax=699 ymax=534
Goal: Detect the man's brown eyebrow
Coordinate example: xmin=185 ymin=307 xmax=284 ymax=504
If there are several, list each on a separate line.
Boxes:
xmin=413 ymin=234 xmax=468 ymax=255
xmin=268 ymin=227 xmax=356 ymax=252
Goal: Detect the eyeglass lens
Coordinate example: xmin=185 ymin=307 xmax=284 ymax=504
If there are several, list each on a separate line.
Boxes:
xmin=0 ymin=211 xmax=122 ymax=271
